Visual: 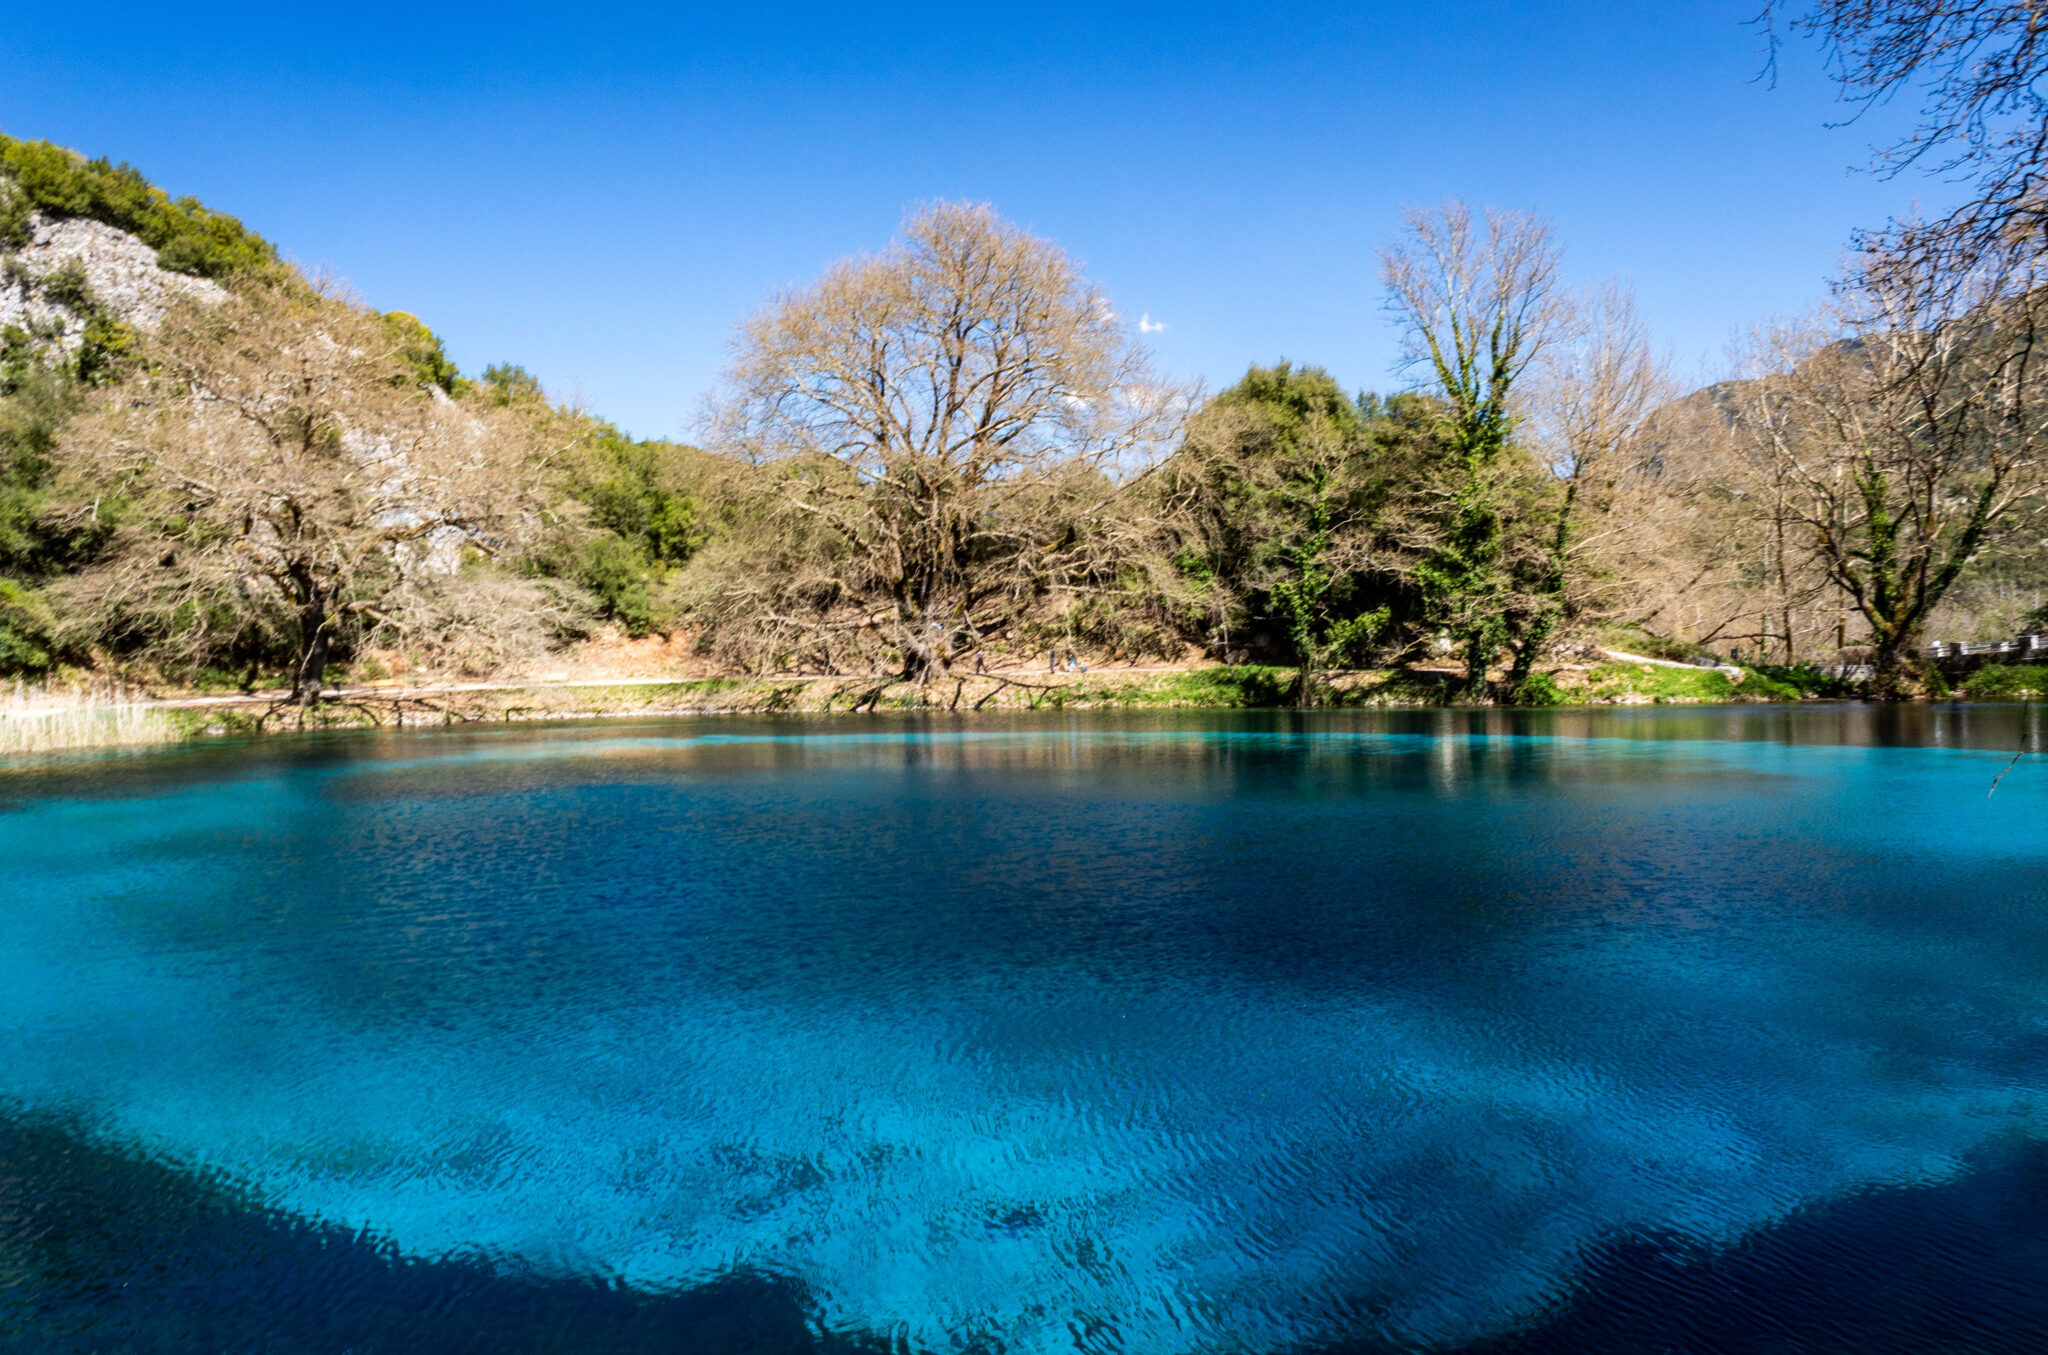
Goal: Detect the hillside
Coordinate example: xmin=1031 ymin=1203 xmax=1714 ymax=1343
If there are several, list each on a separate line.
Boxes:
xmin=0 ymin=135 xmax=710 ymax=691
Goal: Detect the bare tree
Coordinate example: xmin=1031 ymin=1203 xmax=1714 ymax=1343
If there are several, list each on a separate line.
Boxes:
xmin=58 ymin=283 xmax=541 ymax=701
xmin=1726 ymin=224 xmax=2048 ymax=690
xmin=1380 ymin=200 xmax=1569 ymax=695
xmin=1763 ymin=1 xmax=2048 ymax=252
xmin=707 ymin=202 xmax=1175 ymax=681
xmin=1516 ymin=281 xmax=1681 ymax=675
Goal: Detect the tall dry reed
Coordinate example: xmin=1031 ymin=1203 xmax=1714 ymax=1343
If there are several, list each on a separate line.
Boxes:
xmin=0 ymin=680 xmax=182 ymax=757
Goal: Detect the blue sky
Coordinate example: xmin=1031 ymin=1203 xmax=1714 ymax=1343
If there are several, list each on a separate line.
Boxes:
xmin=2 ymin=2 xmax=1950 ymax=440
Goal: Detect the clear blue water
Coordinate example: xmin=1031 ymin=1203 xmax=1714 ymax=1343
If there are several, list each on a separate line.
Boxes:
xmin=4 ymin=705 xmax=2048 ymax=1353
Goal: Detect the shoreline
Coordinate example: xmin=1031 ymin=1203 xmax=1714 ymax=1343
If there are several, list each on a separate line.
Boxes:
xmin=0 ymin=660 xmax=1900 ymax=759
xmin=13 ymin=655 xmax=2045 ymax=761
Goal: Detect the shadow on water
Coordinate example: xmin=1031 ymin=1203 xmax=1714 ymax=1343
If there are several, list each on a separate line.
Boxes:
xmin=1413 ymin=1137 xmax=2048 ymax=1355
xmin=0 ymin=1109 xmax=897 ymax=1355
xmin=8 ymin=1108 xmax=2048 ymax=1354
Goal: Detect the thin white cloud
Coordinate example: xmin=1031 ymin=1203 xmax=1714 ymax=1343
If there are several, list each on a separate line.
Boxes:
xmin=1139 ymin=313 xmax=1168 ymax=334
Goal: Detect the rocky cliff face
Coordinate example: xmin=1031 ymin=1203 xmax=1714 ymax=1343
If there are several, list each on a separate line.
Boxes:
xmin=0 ymin=197 xmax=225 ymax=357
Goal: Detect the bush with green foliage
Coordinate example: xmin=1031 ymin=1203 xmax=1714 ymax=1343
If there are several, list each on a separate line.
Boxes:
xmin=493 ymin=374 xmax=712 ymax=637
xmin=570 ymin=533 xmax=660 ymax=636
xmin=573 ymin=436 xmax=704 ymax=567
xmin=1962 ymin=664 xmax=2048 ymax=698
xmin=1149 ymin=363 xmax=1428 ymax=699
xmin=1506 ymin=671 xmax=1567 ymax=706
xmin=0 ymin=135 xmax=278 ymax=280
xmin=480 ymin=363 xmax=544 ymax=405
xmin=0 ymin=577 xmax=57 ymax=673
xmin=1751 ymin=663 xmax=1864 ymax=698
xmin=381 ymin=312 xmax=462 ymax=394
xmin=1 ymin=362 xmax=108 ymax=582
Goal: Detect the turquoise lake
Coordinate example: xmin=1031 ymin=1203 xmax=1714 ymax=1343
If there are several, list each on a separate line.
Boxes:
xmin=4 ymin=705 xmax=2047 ymax=1353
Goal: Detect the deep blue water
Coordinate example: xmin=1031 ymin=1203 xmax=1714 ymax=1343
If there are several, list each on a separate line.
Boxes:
xmin=4 ymin=704 xmax=2048 ymax=1354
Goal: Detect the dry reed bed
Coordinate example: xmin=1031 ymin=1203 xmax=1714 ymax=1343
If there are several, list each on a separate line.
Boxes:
xmin=0 ymin=681 xmax=183 ymax=757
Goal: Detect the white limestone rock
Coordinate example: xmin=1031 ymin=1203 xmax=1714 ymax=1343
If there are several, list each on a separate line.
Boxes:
xmin=0 ymin=208 xmax=226 ymax=354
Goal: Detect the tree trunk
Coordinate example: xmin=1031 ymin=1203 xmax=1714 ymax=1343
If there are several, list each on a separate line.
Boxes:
xmin=1460 ymin=631 xmax=1494 ymax=702
xmin=1872 ymin=635 xmax=1928 ymax=700
xmin=1290 ymin=655 xmax=1325 ymax=708
xmin=1506 ymin=607 xmax=1559 ymax=692
xmin=899 ymin=617 xmax=951 ymax=685
xmin=292 ymin=597 xmax=332 ymax=705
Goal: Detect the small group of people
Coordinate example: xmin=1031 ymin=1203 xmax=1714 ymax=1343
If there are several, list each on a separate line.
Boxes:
xmin=959 ymin=647 xmax=1088 ymax=674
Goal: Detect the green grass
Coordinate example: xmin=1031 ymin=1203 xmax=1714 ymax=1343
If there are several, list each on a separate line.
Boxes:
xmin=1581 ymin=662 xmax=1800 ymax=704
xmin=1595 ymin=623 xmax=1723 ymax=666
xmin=1046 ymin=666 xmax=1465 ymax=709
xmin=1054 ymin=665 xmax=1297 ymax=708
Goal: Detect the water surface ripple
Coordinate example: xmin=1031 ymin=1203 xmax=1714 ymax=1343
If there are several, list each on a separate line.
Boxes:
xmin=3 ymin=705 xmax=2047 ymax=1352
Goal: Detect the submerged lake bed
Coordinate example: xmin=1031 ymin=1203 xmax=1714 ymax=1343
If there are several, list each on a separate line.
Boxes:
xmin=4 ymin=705 xmax=2047 ymax=1353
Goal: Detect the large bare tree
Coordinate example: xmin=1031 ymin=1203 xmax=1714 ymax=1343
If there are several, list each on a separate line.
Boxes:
xmin=708 ymin=202 xmax=1174 ymax=681
xmin=1725 ymin=224 xmax=2048 ymax=690
xmin=60 ymin=283 xmax=540 ymax=700
xmin=1380 ymin=200 xmax=1569 ymax=695
xmin=1607 ymin=377 xmax=1845 ymax=665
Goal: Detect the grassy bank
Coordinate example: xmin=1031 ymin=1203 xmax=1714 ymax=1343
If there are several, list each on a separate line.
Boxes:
xmin=362 ymin=667 xmax=1477 ymax=718
xmin=1570 ymin=662 xmax=1803 ymax=705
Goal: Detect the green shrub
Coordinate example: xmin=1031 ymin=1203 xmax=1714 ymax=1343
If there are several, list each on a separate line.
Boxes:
xmin=480 ymin=363 xmax=544 ymax=405
xmin=1506 ymin=671 xmax=1566 ymax=706
xmin=0 ymin=578 xmax=57 ymax=674
xmin=74 ymin=313 xmax=140 ymax=387
xmin=36 ymin=259 xmax=92 ymax=309
xmin=1751 ymin=663 xmax=1862 ymax=697
xmin=0 ymin=134 xmax=278 ymax=280
xmin=381 ymin=312 xmax=461 ymax=393
xmin=1737 ymin=669 xmax=1805 ymax=701
xmin=568 ymin=428 xmax=707 ymax=566
xmin=0 ymin=325 xmax=37 ymax=391
xmin=1962 ymin=664 xmax=2048 ymax=698
xmin=574 ymin=533 xmax=661 ymax=637
xmin=1 ymin=362 xmax=107 ymax=580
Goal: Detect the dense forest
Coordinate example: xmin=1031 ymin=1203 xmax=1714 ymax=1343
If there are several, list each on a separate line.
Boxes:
xmin=4 ymin=109 xmax=2046 ymax=706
